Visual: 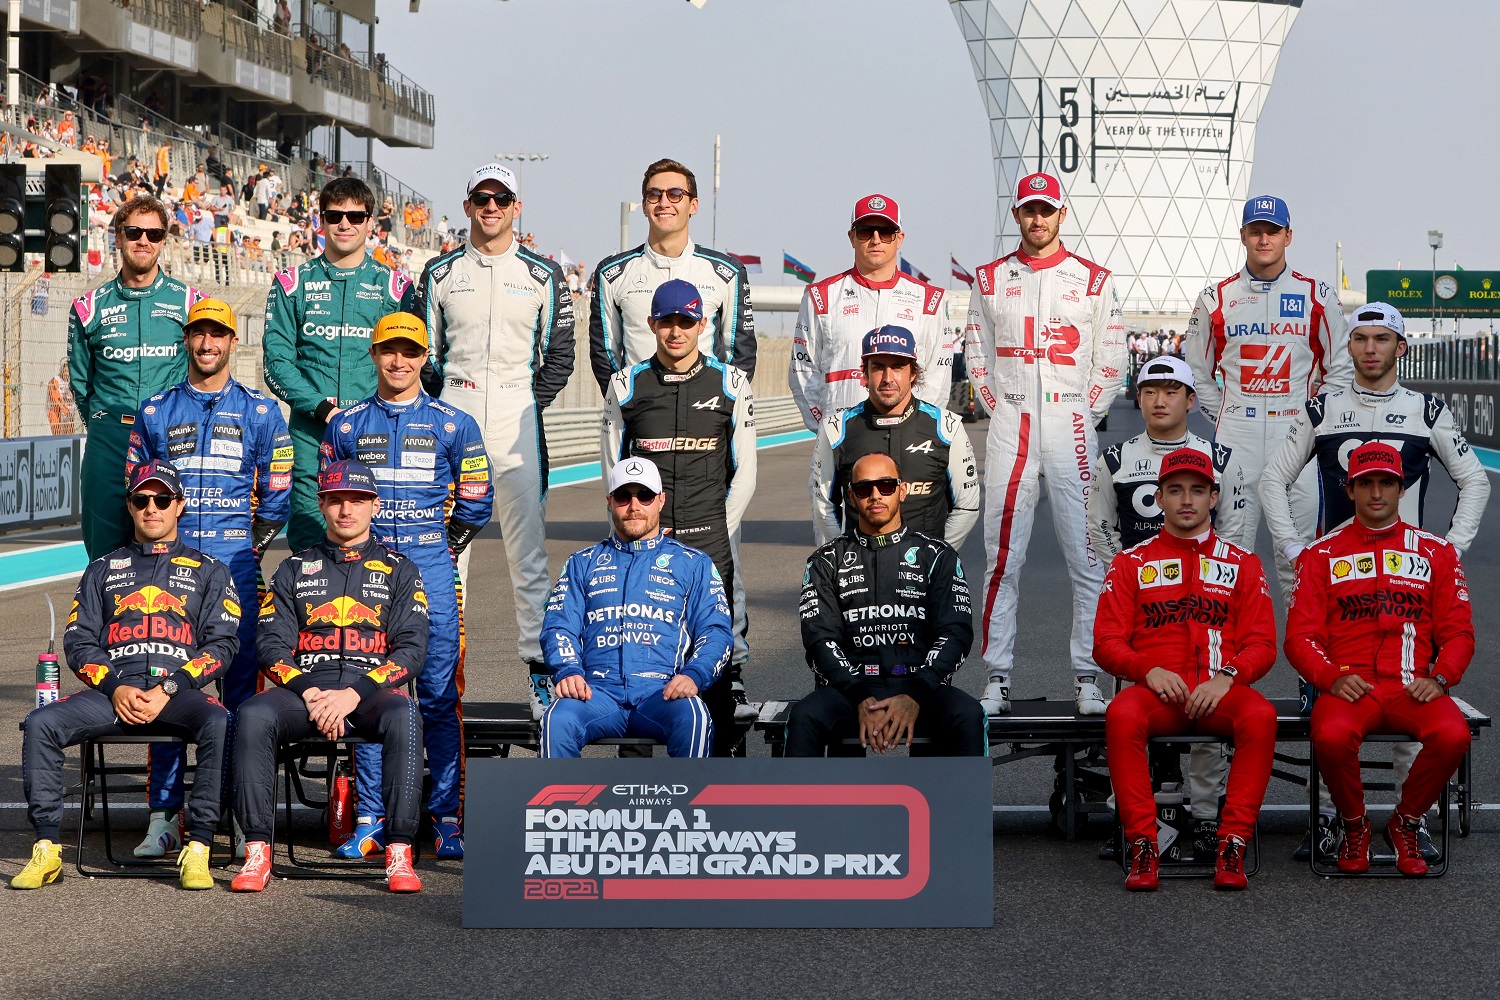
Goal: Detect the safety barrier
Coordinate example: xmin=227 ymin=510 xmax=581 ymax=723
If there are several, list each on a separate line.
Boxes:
xmin=1398 ymin=335 xmax=1500 ymax=383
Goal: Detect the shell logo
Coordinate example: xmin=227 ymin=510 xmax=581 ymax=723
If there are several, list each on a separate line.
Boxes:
xmin=1333 ymin=559 xmax=1352 ymax=578
xmin=1140 ymin=565 xmax=1158 ymax=585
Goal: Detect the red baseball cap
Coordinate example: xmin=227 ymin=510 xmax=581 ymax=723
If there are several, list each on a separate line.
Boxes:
xmin=1347 ymin=442 xmax=1403 ymax=482
xmin=851 ymin=193 xmax=900 ymax=228
xmin=1157 ymin=448 xmax=1215 ymax=486
xmin=1014 ymin=171 xmax=1064 ymax=209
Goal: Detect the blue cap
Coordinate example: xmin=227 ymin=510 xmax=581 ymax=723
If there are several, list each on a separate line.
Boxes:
xmin=318 ymin=459 xmax=380 ymax=496
xmin=127 ymin=459 xmax=184 ymax=497
xmin=1242 ymin=195 xmax=1290 ymax=229
xmin=649 ymin=278 xmax=704 ymax=322
xmin=861 ymin=325 xmax=918 ymax=360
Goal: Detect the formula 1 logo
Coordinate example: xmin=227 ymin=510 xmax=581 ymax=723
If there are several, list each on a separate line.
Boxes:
xmin=1239 ymin=344 xmax=1292 ymax=394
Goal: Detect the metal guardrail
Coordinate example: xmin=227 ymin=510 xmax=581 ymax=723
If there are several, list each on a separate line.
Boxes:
xmin=543 ymin=396 xmax=809 ymax=463
xmin=1399 ymin=335 xmax=1500 ymax=383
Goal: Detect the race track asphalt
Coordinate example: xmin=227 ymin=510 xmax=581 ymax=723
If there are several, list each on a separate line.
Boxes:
xmin=2 ymin=399 xmax=1498 ymax=999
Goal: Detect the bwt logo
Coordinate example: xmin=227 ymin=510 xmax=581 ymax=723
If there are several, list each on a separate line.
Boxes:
xmin=528 ymin=784 xmax=607 ymax=806
xmin=1239 ymin=344 xmax=1292 ymax=394
xmin=1280 ymin=294 xmax=1305 ymax=318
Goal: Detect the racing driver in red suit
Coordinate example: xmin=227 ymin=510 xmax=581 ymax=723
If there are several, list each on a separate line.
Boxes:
xmin=1286 ymin=442 xmax=1474 ymax=876
xmin=1094 ymin=448 xmax=1278 ymax=892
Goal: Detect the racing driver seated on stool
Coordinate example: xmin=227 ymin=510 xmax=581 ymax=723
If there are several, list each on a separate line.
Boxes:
xmin=1094 ymin=447 xmax=1278 ymax=891
xmin=787 ymin=452 xmax=985 ymax=757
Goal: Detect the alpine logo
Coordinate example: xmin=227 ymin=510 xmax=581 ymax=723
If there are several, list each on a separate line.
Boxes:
xmin=691 ymin=396 xmax=722 ymax=411
xmin=1239 ymin=344 xmax=1293 ymax=394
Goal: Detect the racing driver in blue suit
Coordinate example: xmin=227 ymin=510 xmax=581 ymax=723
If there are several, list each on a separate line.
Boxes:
xmin=539 ymin=457 xmax=731 ymax=758
xmin=125 ymin=298 xmax=292 ymax=859
xmin=322 ymin=312 xmax=493 ymax=858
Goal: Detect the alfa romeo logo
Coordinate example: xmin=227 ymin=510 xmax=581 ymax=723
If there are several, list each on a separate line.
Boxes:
xmin=1029 ymin=176 xmax=1049 ymax=191
xmin=867 ymin=196 xmax=886 ymax=210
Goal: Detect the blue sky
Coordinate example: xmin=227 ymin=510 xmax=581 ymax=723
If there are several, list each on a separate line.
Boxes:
xmin=377 ymin=0 xmax=1499 ymax=295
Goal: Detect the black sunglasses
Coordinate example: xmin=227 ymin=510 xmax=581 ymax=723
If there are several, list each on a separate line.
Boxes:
xmin=128 ymin=492 xmax=176 ymax=510
xmin=468 ymin=191 xmax=516 ymax=209
xmin=852 ymin=225 xmax=899 ymax=243
xmin=849 ymin=478 xmax=900 ymax=499
xmin=644 ymin=187 xmax=690 ymax=204
xmin=610 ymin=486 xmax=659 ymax=505
xmin=323 ymin=209 xmax=370 ymax=225
xmin=122 ymin=226 xmax=167 ymax=243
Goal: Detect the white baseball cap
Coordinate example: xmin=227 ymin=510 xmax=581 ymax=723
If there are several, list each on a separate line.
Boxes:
xmin=607 ymin=456 xmax=663 ymax=495
xmin=467 ymin=163 xmax=519 ymax=196
xmin=1135 ymin=355 xmax=1196 ymax=391
xmin=1348 ymin=301 xmax=1406 ymax=341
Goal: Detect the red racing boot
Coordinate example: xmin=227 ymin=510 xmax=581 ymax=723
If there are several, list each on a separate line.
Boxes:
xmin=1214 ymin=836 xmax=1249 ymax=890
xmin=231 ymin=841 xmax=273 ymax=892
xmin=1337 ymin=815 xmax=1371 ymax=873
xmin=1384 ymin=813 xmax=1429 ymax=877
xmin=385 ymin=843 xmax=422 ymax=893
xmin=1124 ymin=838 xmax=1159 ymax=892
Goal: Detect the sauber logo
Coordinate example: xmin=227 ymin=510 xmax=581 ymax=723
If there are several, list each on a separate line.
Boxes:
xmin=1239 ymin=344 xmax=1292 ymax=394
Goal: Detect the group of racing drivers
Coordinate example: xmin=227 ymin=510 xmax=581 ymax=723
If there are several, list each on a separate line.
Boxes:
xmin=10 ymin=157 xmax=1486 ymax=893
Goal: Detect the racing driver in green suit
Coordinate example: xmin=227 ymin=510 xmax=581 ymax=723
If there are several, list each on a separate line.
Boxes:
xmin=262 ymin=177 xmax=415 ymax=550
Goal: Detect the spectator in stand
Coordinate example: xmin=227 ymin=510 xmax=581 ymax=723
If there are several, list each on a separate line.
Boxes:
xmin=377 ymin=197 xmax=395 ymax=238
xmin=306 ymin=33 xmax=325 ymax=78
xmin=210 ymin=184 xmax=234 ymax=227
xmin=286 ymin=228 xmax=306 ymax=254
xmin=57 ymin=110 xmax=77 ymax=148
xmin=274 ymin=0 xmax=292 ymax=35
xmin=189 ymin=208 xmax=213 ymax=269
xmin=154 ymin=142 xmax=171 ymax=196
xmin=254 ymin=169 xmax=276 ymax=221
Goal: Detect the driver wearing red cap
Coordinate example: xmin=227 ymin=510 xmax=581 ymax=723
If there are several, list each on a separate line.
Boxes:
xmin=1094 ymin=448 xmax=1278 ymax=892
xmin=1286 ymin=443 xmax=1474 ymax=876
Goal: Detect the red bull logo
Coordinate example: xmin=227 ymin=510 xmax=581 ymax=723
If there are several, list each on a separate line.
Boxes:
xmin=366 ymin=662 xmax=406 ymax=685
xmin=304 ymin=596 xmax=383 ymax=628
xmin=114 ymin=586 xmax=189 ymax=616
xmin=78 ymin=663 xmax=110 ymax=687
xmin=297 ymin=629 xmax=388 ymax=655
xmin=107 ymin=618 xmax=196 ymax=644
xmin=181 ymin=654 xmax=217 ymax=679
xmin=266 ymin=661 xmax=301 ymax=685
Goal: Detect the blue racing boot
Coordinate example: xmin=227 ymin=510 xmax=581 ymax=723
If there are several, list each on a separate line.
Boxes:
xmin=334 ymin=815 xmax=386 ymax=859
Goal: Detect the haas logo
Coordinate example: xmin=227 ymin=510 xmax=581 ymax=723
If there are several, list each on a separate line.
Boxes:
xmin=1239 ymin=344 xmax=1292 ymax=394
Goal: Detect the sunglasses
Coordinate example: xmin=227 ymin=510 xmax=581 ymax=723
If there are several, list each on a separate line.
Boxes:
xmin=644 ymin=187 xmax=690 ymax=204
xmin=610 ymin=486 xmax=659 ymax=506
xmin=852 ymin=225 xmax=900 ymax=243
xmin=468 ymin=191 xmax=516 ymax=209
xmin=849 ymin=478 xmax=900 ymax=499
xmin=323 ymin=209 xmax=370 ymax=225
xmin=122 ymin=226 xmax=167 ymax=243
xmin=128 ymin=492 xmax=176 ymax=511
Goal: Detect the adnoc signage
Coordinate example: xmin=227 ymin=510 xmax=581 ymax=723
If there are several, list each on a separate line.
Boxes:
xmin=463 ymin=758 xmax=993 ymax=928
xmin=1366 ymin=271 xmax=1500 ymax=318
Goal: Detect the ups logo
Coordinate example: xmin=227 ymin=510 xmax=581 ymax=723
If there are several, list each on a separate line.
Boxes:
xmin=1356 ymin=555 xmax=1375 ymax=574
xmin=1163 ymin=560 xmax=1181 ymax=581
xmin=1385 ymin=552 xmax=1403 ymax=573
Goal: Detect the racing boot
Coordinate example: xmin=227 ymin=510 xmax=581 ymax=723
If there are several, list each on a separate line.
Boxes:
xmin=980 ymin=680 xmax=1011 ymax=715
xmin=730 ymin=677 xmax=758 ymax=724
xmin=10 ymin=840 xmax=63 ymax=889
xmin=1075 ymin=676 xmax=1108 ymax=716
xmin=527 ymin=663 xmax=553 ymax=722
xmin=1293 ymin=813 xmax=1341 ymax=863
xmin=133 ymin=809 xmax=183 ymax=858
xmin=1192 ymin=818 xmax=1220 ymax=863
xmin=335 ymin=815 xmax=386 ymax=858
xmin=1124 ymin=838 xmax=1159 ymax=891
xmin=433 ymin=815 xmax=464 ymax=859
xmin=1384 ymin=813 xmax=1429 ymax=877
xmin=231 ymin=841 xmax=273 ymax=892
xmin=1414 ymin=816 xmax=1440 ymax=862
xmin=232 ymin=816 xmax=247 ymax=861
xmin=1337 ymin=814 xmax=1372 ymax=873
xmin=385 ymin=843 xmax=422 ymax=893
xmin=1214 ymin=836 xmax=1249 ymax=890
xmin=177 ymin=841 xmax=213 ymax=890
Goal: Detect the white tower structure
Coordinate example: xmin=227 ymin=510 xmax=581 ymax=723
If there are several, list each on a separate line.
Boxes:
xmin=951 ymin=0 xmax=1302 ymax=313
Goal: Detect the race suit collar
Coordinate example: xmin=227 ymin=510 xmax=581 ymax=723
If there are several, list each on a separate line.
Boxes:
xmin=1349 ymin=516 xmax=1409 ymax=540
xmin=867 ymin=398 xmax=918 ymax=426
xmin=652 ymin=355 xmax=705 ymax=382
xmin=849 ymin=268 xmax=901 ymax=291
xmin=1155 ymin=528 xmax=1214 ymax=552
xmin=1014 ymin=245 xmax=1069 ymax=271
xmin=1352 ymin=382 xmax=1399 ymax=407
xmin=315 ymin=535 xmax=381 ymax=562
xmin=854 ymin=523 xmax=909 ymax=548
xmin=644 ymin=241 xmax=697 ymax=268
xmin=606 ymin=531 xmax=667 ymax=552
xmin=113 ymin=270 xmax=167 ymax=299
xmin=183 ymin=377 xmax=241 ymax=404
xmin=129 ymin=537 xmax=185 ymax=557
xmin=1242 ymin=263 xmax=1287 ymax=290
xmin=466 ymin=238 xmax=517 ymax=266
xmin=1137 ymin=430 xmax=1190 ymax=452
xmin=317 ymin=252 xmax=370 ymax=279
xmin=371 ymin=390 xmax=428 ymax=414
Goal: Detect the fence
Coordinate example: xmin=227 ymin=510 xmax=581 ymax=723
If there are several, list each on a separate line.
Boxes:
xmin=1399 ymin=335 xmax=1500 ymax=383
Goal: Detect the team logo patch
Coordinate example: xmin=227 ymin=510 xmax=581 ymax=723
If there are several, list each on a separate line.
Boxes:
xmin=1330 ymin=552 xmax=1377 ymax=583
xmin=1199 ymin=557 xmax=1239 ymax=588
xmin=1138 ymin=559 xmax=1181 ymax=588
xmin=1383 ymin=550 xmax=1432 ymax=582
xmin=1028 ymin=176 xmax=1048 ymax=191
xmin=868 ymin=196 xmax=886 ymax=210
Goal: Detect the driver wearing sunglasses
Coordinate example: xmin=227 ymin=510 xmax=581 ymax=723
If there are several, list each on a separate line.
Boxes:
xmin=537 ymin=458 xmax=731 ymax=758
xmin=263 ymin=176 xmax=415 ymax=554
xmin=789 ymin=193 xmax=953 ymax=433
xmin=788 ymin=452 xmax=986 ymax=758
xmin=68 ymin=193 xmax=197 ymax=561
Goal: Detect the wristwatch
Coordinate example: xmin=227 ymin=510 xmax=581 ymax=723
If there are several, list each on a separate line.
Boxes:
xmin=1433 ymin=674 xmax=1450 ymax=691
xmin=1217 ymin=665 xmax=1239 ymax=680
xmin=159 ymin=677 xmax=180 ymax=698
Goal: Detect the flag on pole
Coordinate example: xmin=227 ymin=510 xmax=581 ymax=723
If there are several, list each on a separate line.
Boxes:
xmin=729 ymin=253 xmax=762 ymax=273
xmin=783 ymin=252 xmax=815 ymax=283
xmin=899 ymin=257 xmax=931 ymax=283
xmin=951 ymin=255 xmax=974 ymax=287
xmin=559 ymin=249 xmax=577 ymax=270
